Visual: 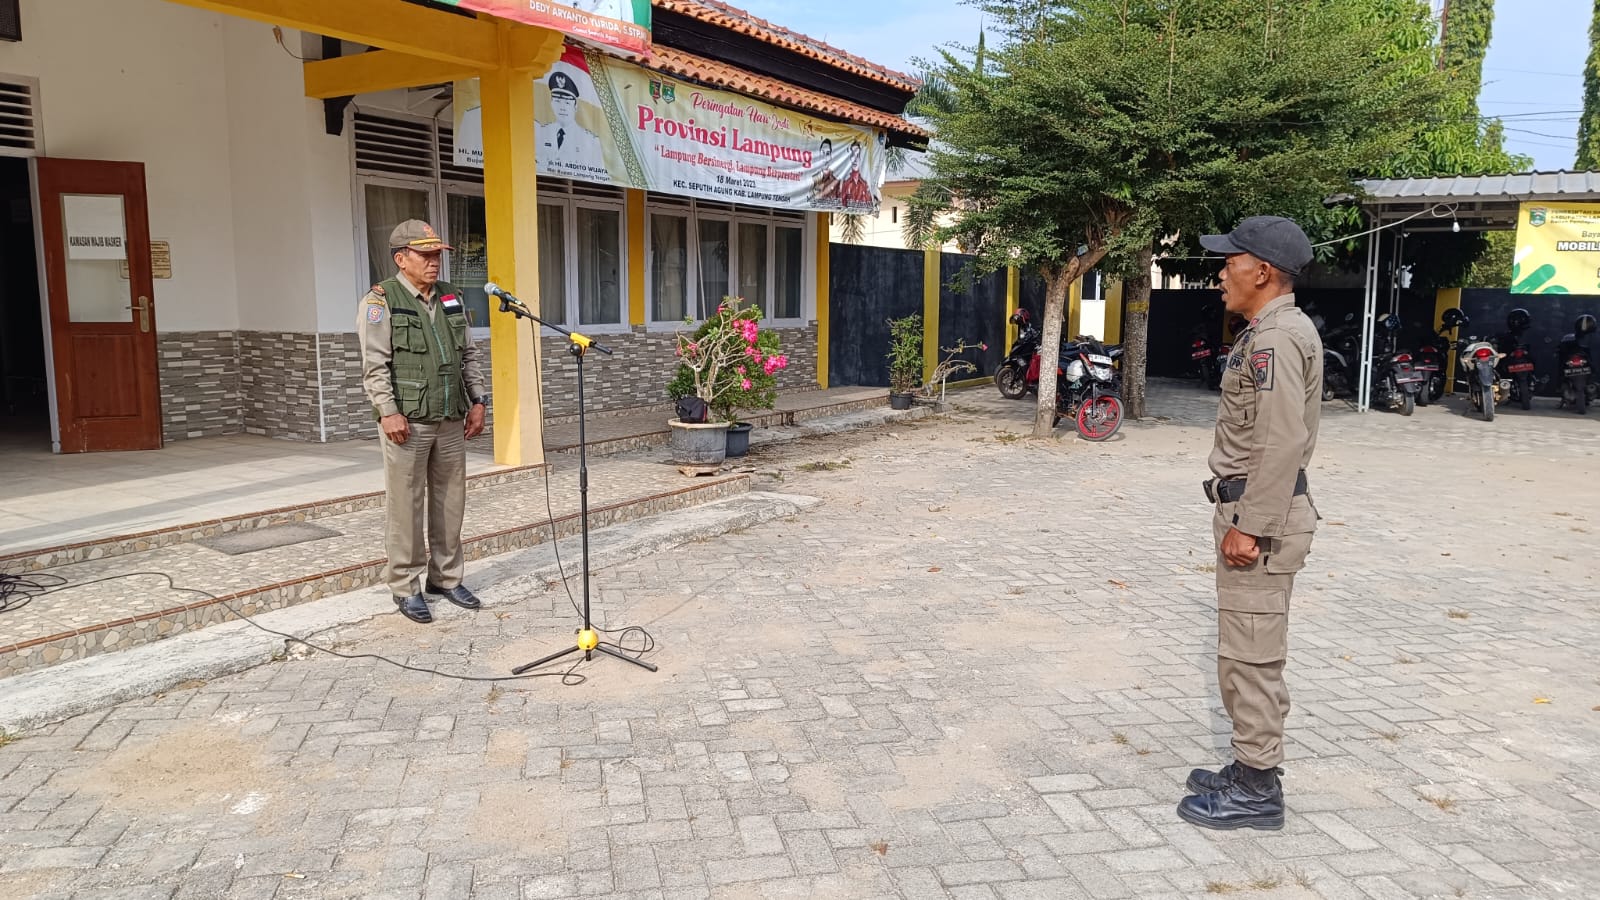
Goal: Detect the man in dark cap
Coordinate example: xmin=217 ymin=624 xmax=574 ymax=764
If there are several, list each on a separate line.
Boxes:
xmin=537 ymin=70 xmax=603 ymax=169
xmin=1179 ymin=215 xmax=1323 ymax=831
xmin=358 ymin=220 xmax=487 ymax=625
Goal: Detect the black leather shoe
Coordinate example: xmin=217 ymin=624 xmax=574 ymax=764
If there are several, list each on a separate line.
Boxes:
xmin=393 ymin=593 xmax=432 ymax=624
xmin=425 ymin=582 xmax=481 ymax=610
xmin=1177 ymin=764 xmax=1285 ymax=831
xmin=1185 ymin=761 xmax=1279 ymax=794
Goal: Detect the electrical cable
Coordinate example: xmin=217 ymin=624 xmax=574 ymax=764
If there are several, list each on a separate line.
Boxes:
xmin=9 ymin=310 xmax=670 ymax=684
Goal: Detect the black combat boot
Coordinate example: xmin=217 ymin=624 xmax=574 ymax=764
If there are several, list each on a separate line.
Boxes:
xmin=1184 ymin=761 xmax=1283 ymax=794
xmin=1176 ymin=763 xmax=1285 ymax=831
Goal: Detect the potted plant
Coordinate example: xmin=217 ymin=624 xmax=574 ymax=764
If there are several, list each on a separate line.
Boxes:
xmin=667 ymin=297 xmax=790 ymax=464
xmin=886 ymin=313 xmax=923 ymax=410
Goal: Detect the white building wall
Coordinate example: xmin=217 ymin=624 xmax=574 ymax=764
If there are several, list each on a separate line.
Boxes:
xmin=3 ymin=0 xmax=243 ymax=332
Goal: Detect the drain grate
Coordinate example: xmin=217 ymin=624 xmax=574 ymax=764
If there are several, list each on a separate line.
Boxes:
xmin=198 ymin=522 xmax=343 ymax=556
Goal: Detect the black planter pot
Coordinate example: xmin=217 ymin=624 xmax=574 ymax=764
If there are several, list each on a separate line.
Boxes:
xmin=725 ymin=422 xmax=753 ymax=457
xmin=889 ymin=392 xmax=914 ymax=410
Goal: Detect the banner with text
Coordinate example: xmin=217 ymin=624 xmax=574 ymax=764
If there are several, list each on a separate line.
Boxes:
xmin=431 ymin=0 xmax=650 ymax=57
xmin=453 ymin=44 xmax=888 ymax=214
xmin=1513 ymin=201 xmax=1600 ymax=294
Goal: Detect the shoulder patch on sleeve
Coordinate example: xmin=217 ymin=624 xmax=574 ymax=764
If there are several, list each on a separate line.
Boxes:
xmin=1250 ymin=348 xmax=1275 ymax=390
xmin=370 ymin=284 xmax=386 ymax=297
xmin=367 ymin=303 xmax=386 ymax=324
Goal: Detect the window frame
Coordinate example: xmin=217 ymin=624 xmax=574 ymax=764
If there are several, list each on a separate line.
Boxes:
xmin=644 ymin=195 xmax=812 ymax=331
xmin=537 ymin=181 xmax=630 ymax=335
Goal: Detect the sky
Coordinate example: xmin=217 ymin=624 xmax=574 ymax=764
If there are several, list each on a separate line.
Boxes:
xmin=736 ymin=0 xmax=1591 ymax=172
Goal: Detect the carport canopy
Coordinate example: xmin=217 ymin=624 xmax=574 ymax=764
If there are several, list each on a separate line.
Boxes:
xmin=1345 ymin=171 xmax=1600 ymax=410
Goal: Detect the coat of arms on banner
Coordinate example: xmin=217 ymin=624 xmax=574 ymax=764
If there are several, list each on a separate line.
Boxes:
xmin=648 ymin=80 xmax=676 ymax=102
xmin=1529 ymin=207 xmax=1548 ymax=227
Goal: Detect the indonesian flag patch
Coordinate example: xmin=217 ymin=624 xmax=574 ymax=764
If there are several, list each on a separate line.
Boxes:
xmin=441 ymin=294 xmax=461 ymax=311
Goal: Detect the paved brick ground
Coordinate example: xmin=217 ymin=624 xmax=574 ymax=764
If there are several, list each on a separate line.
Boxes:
xmin=2 ymin=382 xmax=1599 ymax=899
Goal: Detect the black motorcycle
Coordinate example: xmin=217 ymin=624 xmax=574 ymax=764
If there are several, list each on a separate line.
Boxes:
xmin=1317 ymin=312 xmax=1361 ymax=401
xmin=996 ymin=309 xmax=1040 ymax=400
xmin=1496 ymin=307 xmax=1538 ymax=411
xmin=1557 ymin=313 xmax=1597 ymax=415
xmin=1412 ymin=324 xmax=1451 ymax=407
xmin=1371 ymin=314 xmax=1423 ymax=415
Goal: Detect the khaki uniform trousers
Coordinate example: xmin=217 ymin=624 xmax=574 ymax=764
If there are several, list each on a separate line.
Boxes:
xmin=382 ymin=419 xmax=467 ymax=597
xmin=1212 ymin=498 xmax=1315 ymax=769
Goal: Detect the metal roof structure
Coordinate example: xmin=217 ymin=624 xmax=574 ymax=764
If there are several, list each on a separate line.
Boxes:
xmin=1355 ymin=171 xmax=1600 ymax=230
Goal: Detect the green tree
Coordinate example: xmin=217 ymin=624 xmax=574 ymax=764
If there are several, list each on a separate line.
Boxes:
xmin=918 ymin=0 xmax=1443 ymax=429
xmin=1577 ymin=0 xmax=1600 ymax=170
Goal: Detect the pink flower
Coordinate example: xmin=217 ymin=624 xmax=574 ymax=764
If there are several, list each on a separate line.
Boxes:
xmin=745 ymin=346 xmax=758 ymax=358
xmin=979 ymin=342 xmax=989 ymax=351
xmin=762 ymin=359 xmax=779 ymax=375
xmin=736 ymin=366 xmax=746 ymax=375
xmin=741 ymin=378 xmax=752 ymax=390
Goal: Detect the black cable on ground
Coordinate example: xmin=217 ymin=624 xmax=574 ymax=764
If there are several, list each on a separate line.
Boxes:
xmin=0 ymin=571 xmax=62 ymax=616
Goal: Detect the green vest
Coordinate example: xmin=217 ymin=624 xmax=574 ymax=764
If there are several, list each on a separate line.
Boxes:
xmin=384 ymin=278 xmax=471 ymax=423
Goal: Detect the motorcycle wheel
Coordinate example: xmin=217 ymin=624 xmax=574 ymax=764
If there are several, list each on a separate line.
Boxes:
xmin=1481 ymin=386 xmax=1495 ymax=422
xmin=1322 ymin=382 xmax=1337 ymax=402
xmin=1577 ymin=376 xmax=1589 ymax=415
xmin=996 ymin=365 xmax=1028 ymax=400
xmin=1429 ymin=376 xmax=1444 ymax=404
xmin=1518 ymin=375 xmax=1533 ymax=411
xmin=1076 ymin=395 xmax=1124 ymax=442
xmin=1401 ymin=392 xmax=1415 ymax=416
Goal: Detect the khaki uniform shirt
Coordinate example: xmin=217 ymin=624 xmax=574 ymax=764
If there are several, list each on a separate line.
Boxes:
xmin=1208 ymin=293 xmax=1322 ymax=537
xmin=357 ymin=272 xmax=487 ymax=419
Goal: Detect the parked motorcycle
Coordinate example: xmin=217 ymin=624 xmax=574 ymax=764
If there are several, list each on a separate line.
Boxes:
xmin=1557 ymin=313 xmax=1597 ymax=415
xmin=996 ymin=309 xmax=1040 ymax=400
xmin=1449 ymin=307 xmax=1505 ymax=422
xmin=1188 ymin=306 xmax=1225 ymax=390
xmin=1371 ymin=314 xmax=1424 ymax=415
xmin=1049 ymin=338 xmax=1125 ymax=441
xmin=1496 ymin=307 xmax=1538 ymax=411
xmin=1412 ymin=326 xmax=1450 ymax=407
xmin=1317 ymin=312 xmax=1361 ymax=401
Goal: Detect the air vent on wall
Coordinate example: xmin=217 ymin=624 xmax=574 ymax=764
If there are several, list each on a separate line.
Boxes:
xmin=0 ymin=78 xmax=38 ymax=157
xmin=0 ymin=0 xmax=19 ymax=42
xmin=353 ymin=113 xmax=435 ymax=180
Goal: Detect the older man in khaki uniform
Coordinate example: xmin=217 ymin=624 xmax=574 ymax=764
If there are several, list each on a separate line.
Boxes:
xmin=359 ymin=220 xmax=488 ymax=624
xmin=1179 ymin=216 xmax=1322 ymax=831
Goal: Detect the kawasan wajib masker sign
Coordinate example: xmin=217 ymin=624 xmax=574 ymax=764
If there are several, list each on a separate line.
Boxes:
xmin=453 ymin=44 xmax=888 ymax=215
xmin=431 ymin=0 xmax=650 ymax=57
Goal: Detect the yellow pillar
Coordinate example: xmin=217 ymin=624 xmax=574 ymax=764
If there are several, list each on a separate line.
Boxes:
xmin=481 ymin=56 xmax=545 ymax=467
xmin=1067 ymin=276 xmax=1084 ymax=339
xmin=1005 ymin=266 xmax=1020 ymax=351
xmin=1436 ymin=287 xmax=1461 ymax=394
xmin=923 ymin=246 xmax=941 ymax=383
xmin=626 ymin=189 xmax=647 ymax=326
xmin=816 ymin=212 xmax=831 ymax=389
xmin=1103 ymin=280 xmax=1123 ymax=344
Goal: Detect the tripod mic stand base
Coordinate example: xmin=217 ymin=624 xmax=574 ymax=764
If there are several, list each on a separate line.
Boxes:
xmin=510 ymin=629 xmax=659 ymax=675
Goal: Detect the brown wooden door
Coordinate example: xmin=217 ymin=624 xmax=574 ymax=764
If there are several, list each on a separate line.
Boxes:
xmin=35 ymin=158 xmax=161 ymax=452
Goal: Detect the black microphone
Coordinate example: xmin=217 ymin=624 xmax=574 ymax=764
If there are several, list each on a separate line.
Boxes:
xmin=483 ymin=282 xmax=530 ymax=317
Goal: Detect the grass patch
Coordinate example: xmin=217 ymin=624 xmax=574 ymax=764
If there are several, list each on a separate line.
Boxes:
xmin=1205 ymin=882 xmax=1240 ymax=894
xmin=993 ymin=431 xmax=1023 ymax=444
xmin=797 ymin=459 xmax=851 ymax=472
xmin=1288 ymin=867 xmax=1314 ymax=890
xmin=1249 ymin=874 xmax=1281 ymax=890
xmin=1111 ymin=732 xmax=1129 ymax=746
xmin=1417 ymin=790 xmax=1457 ymax=813
xmin=1376 ymin=730 xmax=1401 ymax=742
xmin=1447 ymin=609 xmax=1471 ymax=620
xmin=1395 ymin=655 xmax=1418 ymax=665
xmin=0 ymin=731 xmax=17 ymax=750
xmin=486 ymin=684 xmax=504 ymax=704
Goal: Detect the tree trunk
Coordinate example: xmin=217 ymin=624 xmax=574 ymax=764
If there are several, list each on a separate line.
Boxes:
xmin=1033 ymin=267 xmax=1072 ymax=437
xmin=1122 ymin=245 xmax=1155 ymax=420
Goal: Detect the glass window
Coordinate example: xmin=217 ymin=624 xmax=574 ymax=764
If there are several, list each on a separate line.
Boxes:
xmin=576 ymin=206 xmax=622 ymax=325
xmin=697 ymin=218 xmax=730 ymax=319
xmin=651 ymin=213 xmax=689 ymax=322
xmin=774 ymin=225 xmax=804 ymax=320
xmin=538 ymin=202 xmax=566 ymax=324
xmin=60 ymin=194 xmax=132 ymax=323
xmin=364 ymin=184 xmax=430 ymax=287
xmin=738 ymin=222 xmax=768 ymax=311
xmin=446 ymin=193 xmax=489 ymax=327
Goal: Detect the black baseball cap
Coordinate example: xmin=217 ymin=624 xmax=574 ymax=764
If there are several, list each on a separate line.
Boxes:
xmin=1200 ymin=215 xmax=1314 ymax=276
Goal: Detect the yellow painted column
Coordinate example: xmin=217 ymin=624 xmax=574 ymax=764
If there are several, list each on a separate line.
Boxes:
xmin=1005 ymin=266 xmax=1020 ymax=351
xmin=481 ymin=59 xmax=544 ymax=467
xmin=1103 ymin=280 xmax=1123 ymax=344
xmin=1436 ymin=287 xmax=1461 ymax=394
xmin=923 ymin=246 xmax=941 ymax=382
xmin=626 ymin=189 xmax=647 ymax=326
xmin=815 ymin=213 xmax=831 ymax=389
xmin=1066 ymin=276 xmax=1084 ymax=339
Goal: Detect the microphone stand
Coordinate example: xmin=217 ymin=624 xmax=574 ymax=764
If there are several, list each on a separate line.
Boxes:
xmin=495 ymin=293 xmax=658 ymax=676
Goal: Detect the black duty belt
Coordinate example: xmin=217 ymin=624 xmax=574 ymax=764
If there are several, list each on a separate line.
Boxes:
xmin=1204 ymin=470 xmax=1307 ymax=504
